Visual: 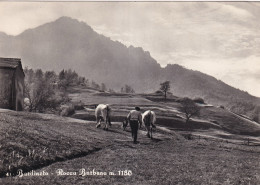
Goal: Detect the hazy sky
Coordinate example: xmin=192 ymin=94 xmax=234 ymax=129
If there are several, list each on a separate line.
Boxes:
xmin=0 ymin=2 xmax=260 ymax=97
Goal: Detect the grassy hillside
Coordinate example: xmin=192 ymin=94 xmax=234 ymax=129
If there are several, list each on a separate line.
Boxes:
xmin=0 ymin=109 xmax=260 ymax=184
xmin=70 ymin=87 xmax=260 ymax=137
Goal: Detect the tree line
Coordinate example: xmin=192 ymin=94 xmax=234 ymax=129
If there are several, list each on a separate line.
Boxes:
xmin=23 ymin=68 xmax=137 ymax=113
xmin=23 ymin=68 xmax=111 ymax=113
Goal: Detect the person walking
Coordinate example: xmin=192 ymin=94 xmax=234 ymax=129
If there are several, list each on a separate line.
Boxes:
xmin=127 ymin=107 xmax=142 ymax=144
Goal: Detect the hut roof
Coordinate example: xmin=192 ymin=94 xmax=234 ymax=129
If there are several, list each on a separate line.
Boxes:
xmin=0 ymin=57 xmax=25 ymax=76
xmin=0 ymin=57 xmax=22 ymax=68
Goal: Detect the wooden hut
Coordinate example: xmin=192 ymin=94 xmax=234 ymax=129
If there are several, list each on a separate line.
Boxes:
xmin=0 ymin=57 xmax=25 ymax=111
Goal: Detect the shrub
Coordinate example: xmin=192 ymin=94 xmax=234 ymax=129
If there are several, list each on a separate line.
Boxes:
xmin=176 ymin=97 xmax=189 ymax=103
xmin=183 ymin=133 xmax=193 ymax=140
xmin=155 ymin=90 xmax=163 ymax=94
xmin=74 ymin=101 xmax=85 ymax=111
xmin=193 ymin=97 xmax=205 ymax=104
xmin=60 ymin=104 xmax=75 ymax=117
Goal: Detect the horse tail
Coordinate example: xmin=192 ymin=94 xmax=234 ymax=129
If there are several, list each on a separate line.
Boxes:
xmin=106 ymin=105 xmax=109 ymax=120
xmin=151 ymin=111 xmax=156 ymax=124
xmin=147 ymin=110 xmax=152 ymax=125
xmin=106 ymin=105 xmax=112 ymax=126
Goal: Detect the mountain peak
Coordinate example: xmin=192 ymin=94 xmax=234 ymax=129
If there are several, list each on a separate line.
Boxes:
xmin=53 ymin=16 xmax=94 ymax=32
xmin=164 ymin=64 xmax=186 ymax=71
xmin=165 ymin=63 xmax=184 ymax=68
xmin=17 ymin=16 xmax=94 ymax=38
xmin=55 ymin=16 xmax=79 ymax=23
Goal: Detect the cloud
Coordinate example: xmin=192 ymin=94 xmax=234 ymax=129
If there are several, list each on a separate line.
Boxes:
xmin=217 ymin=3 xmax=253 ymax=20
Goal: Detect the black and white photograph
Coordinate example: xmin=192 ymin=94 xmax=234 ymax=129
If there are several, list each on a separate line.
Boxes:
xmin=0 ymin=1 xmax=260 ymax=184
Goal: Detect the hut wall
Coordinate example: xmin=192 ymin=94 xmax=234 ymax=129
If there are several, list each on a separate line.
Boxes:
xmin=0 ymin=68 xmax=15 ymax=109
xmin=14 ymin=67 xmax=24 ymax=111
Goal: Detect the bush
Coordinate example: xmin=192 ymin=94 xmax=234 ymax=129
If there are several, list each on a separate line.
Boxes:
xmin=193 ymin=97 xmax=205 ymax=104
xmin=60 ymin=104 xmax=75 ymax=117
xmin=74 ymin=101 xmax=85 ymax=111
xmin=183 ymin=133 xmax=193 ymax=140
xmin=155 ymin=90 xmax=163 ymax=94
xmin=176 ymin=97 xmax=190 ymax=103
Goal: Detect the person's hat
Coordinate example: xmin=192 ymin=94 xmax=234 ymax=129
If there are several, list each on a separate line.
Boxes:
xmin=135 ymin=106 xmax=141 ymax=111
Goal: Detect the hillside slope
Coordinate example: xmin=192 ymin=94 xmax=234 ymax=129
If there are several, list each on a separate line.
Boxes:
xmin=0 ymin=108 xmax=175 ymax=178
xmin=68 ymin=87 xmax=260 ymax=137
xmin=0 ymin=109 xmax=259 ymax=184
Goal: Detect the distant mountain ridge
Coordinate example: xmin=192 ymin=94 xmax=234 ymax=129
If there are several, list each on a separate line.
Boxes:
xmin=0 ymin=16 xmax=259 ymax=109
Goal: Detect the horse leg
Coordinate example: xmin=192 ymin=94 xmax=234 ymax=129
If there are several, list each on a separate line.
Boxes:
xmin=122 ymin=121 xmax=124 ymax=130
xmin=104 ymin=118 xmax=108 ymax=130
xmin=146 ymin=125 xmax=150 ymax=138
xmin=96 ymin=117 xmax=101 ymax=128
xmin=108 ymin=117 xmax=112 ymax=127
xmin=106 ymin=121 xmax=108 ymax=130
xmin=150 ymin=127 xmax=153 ymax=139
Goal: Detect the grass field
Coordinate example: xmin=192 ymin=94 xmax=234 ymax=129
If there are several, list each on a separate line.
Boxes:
xmin=0 ymin=87 xmax=260 ymax=184
xmin=70 ymin=87 xmax=260 ymax=138
xmin=0 ymin=109 xmax=260 ymax=185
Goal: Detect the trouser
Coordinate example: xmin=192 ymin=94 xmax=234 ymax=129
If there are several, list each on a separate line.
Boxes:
xmin=130 ymin=120 xmax=139 ymax=142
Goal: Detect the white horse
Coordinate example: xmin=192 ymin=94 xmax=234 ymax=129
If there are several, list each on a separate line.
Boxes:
xmin=142 ymin=110 xmax=156 ymax=139
xmin=95 ymin=104 xmax=111 ymax=130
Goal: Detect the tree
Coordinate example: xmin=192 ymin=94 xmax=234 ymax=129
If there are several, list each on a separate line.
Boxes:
xmin=91 ymin=80 xmax=100 ymax=90
xmin=108 ymin=88 xmax=115 ymax=93
xmin=160 ymin=81 xmax=170 ymax=100
xmin=101 ymin=83 xmax=107 ymax=92
xmin=84 ymin=79 xmax=89 ymax=87
xmin=180 ymin=97 xmax=200 ymax=126
xmin=59 ymin=69 xmax=65 ymax=80
xmin=45 ymin=71 xmax=57 ymax=84
xmin=125 ymin=85 xmax=131 ymax=93
xmin=78 ymin=77 xmax=86 ymax=86
xmin=58 ymin=69 xmax=67 ymax=90
xmin=35 ymin=69 xmax=43 ymax=81
xmin=25 ymin=71 xmax=54 ymax=112
xmin=58 ymin=69 xmax=80 ymax=90
xmin=121 ymin=84 xmax=135 ymax=93
xmin=24 ymin=68 xmax=69 ymax=113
